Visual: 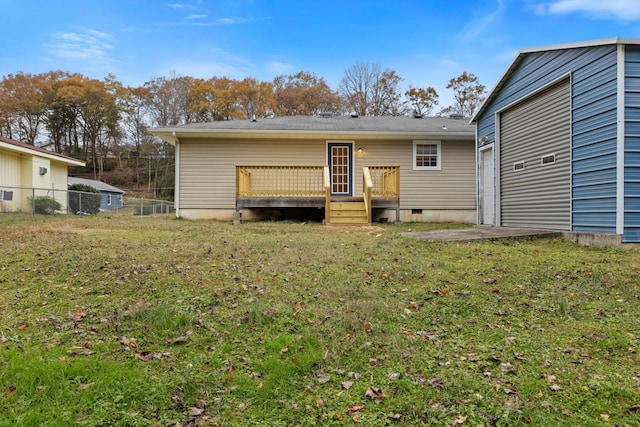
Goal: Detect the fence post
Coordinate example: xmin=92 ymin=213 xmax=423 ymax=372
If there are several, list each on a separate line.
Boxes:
xmin=32 ymin=188 xmax=35 ymax=215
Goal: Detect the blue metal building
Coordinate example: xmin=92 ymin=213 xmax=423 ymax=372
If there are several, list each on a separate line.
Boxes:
xmin=471 ymin=38 xmax=640 ymax=244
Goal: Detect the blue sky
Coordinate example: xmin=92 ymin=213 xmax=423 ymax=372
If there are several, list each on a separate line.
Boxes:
xmin=2 ymin=0 xmax=640 ymax=108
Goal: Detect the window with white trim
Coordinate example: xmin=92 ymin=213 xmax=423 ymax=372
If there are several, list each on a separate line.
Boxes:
xmin=413 ymin=140 xmax=441 ymax=170
xmin=541 ymin=153 xmax=556 ymax=165
xmin=513 ymin=161 xmax=525 ymax=171
xmin=107 ymin=194 xmax=112 ymax=205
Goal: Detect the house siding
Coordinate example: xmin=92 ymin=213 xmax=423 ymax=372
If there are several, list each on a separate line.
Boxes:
xmin=477 ymin=44 xmax=618 ymax=233
xmin=624 ymin=45 xmax=640 ymax=242
xmin=0 ymin=149 xmax=21 ymax=212
xmin=178 ymin=138 xmax=475 ymax=211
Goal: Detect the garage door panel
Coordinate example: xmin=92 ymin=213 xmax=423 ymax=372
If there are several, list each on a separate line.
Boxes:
xmin=500 ymin=79 xmax=571 ymax=230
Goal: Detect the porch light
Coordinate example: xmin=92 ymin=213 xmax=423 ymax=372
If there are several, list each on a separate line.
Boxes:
xmin=357 ymin=147 xmax=363 ymax=154
xmin=442 ymin=125 xmax=447 ymax=130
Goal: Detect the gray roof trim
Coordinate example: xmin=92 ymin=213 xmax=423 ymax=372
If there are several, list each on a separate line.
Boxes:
xmin=150 ymin=116 xmax=475 ymax=145
xmin=68 ymin=177 xmax=125 ymax=194
xmin=0 ymin=135 xmax=85 ymax=166
xmin=470 ymin=37 xmax=640 ymax=124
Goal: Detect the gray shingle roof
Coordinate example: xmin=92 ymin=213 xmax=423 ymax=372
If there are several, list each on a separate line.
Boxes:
xmin=68 ymin=177 xmax=125 ymax=194
xmin=152 ymin=115 xmax=474 ymax=135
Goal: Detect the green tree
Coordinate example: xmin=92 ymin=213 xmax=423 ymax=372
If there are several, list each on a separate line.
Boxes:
xmin=68 ymin=183 xmax=102 ymax=214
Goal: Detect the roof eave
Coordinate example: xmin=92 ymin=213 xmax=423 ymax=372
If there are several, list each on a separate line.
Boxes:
xmin=0 ymin=140 xmax=85 ymax=166
xmin=151 ymin=128 xmax=474 ymax=145
xmin=470 ymin=37 xmax=640 ymax=123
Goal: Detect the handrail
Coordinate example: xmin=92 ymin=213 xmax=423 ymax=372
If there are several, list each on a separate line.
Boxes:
xmin=236 ymin=165 xmax=325 ymax=197
xmin=368 ymin=166 xmax=400 ymax=198
xmin=323 ymin=166 xmax=331 ymax=225
xmin=363 ymin=167 xmax=373 ymax=225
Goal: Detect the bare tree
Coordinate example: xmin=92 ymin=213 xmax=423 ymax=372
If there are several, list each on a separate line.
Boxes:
xmin=440 ymin=71 xmax=486 ymax=117
xmin=405 ymin=86 xmax=439 ymax=116
xmin=273 ymin=71 xmax=342 ymax=116
xmin=338 ymin=63 xmax=405 ymax=116
xmin=143 ymin=72 xmax=194 ymax=127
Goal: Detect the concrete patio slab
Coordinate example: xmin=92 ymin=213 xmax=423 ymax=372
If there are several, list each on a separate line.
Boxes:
xmin=402 ymin=227 xmax=563 ymax=242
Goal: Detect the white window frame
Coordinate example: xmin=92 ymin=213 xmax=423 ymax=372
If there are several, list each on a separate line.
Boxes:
xmin=541 ymin=153 xmax=556 ymax=165
xmin=413 ymin=140 xmax=441 ymax=171
xmin=106 ymin=194 xmax=112 ymax=206
xmin=513 ymin=161 xmax=526 ymax=171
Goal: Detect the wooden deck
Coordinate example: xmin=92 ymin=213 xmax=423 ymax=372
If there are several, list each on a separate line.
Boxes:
xmin=236 ymin=165 xmax=399 ymax=225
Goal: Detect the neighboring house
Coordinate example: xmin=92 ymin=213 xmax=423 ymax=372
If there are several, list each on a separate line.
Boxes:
xmin=471 ymin=37 xmax=640 ymax=244
xmin=150 ymin=114 xmax=476 ymax=224
xmin=0 ymin=136 xmax=85 ymax=213
xmin=68 ymin=177 xmax=125 ymax=211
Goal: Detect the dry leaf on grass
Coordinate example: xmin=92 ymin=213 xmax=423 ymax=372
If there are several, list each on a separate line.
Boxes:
xmin=365 ymin=386 xmax=385 ymax=403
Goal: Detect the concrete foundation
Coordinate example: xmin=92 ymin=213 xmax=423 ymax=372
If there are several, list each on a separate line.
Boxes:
xmin=562 ymin=231 xmax=622 ymax=248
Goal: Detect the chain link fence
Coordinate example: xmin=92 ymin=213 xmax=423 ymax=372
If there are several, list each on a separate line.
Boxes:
xmin=0 ymin=185 xmax=174 ymax=216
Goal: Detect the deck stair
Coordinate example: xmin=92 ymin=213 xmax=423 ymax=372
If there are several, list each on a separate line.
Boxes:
xmin=328 ymin=200 xmax=369 ymax=225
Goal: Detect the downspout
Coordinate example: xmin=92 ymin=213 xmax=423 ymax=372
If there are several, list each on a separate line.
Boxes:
xmin=616 ymin=44 xmax=625 ymax=237
xmin=173 ymin=132 xmax=181 ymax=218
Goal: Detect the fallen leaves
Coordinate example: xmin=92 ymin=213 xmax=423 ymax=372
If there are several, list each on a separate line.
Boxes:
xmin=346 ymin=404 xmax=365 ymax=414
xmin=66 ymin=347 xmax=95 ymax=356
xmin=428 ymin=378 xmax=444 ymax=388
xmin=364 ymin=386 xmax=385 ymax=403
xmin=135 ymin=351 xmax=171 ymax=362
xmin=166 ymin=336 xmax=189 ymax=345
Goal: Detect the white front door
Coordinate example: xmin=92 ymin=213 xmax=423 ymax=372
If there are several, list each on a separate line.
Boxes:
xmin=481 ymin=147 xmax=494 ymax=225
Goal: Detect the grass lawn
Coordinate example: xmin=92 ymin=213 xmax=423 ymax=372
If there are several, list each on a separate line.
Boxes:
xmin=0 ymin=212 xmax=639 ymax=426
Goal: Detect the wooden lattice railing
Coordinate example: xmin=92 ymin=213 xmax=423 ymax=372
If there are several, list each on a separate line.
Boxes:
xmin=236 ymin=165 xmax=399 ymax=201
xmin=236 ymin=166 xmax=326 ymax=197
xmin=367 ymin=166 xmax=400 ymax=198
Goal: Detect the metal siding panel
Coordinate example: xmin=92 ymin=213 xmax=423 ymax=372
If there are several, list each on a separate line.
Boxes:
xmin=500 ymin=80 xmax=571 ymax=229
xmin=574 ymin=182 xmax=616 ymax=199
xmin=573 ymin=109 xmax=617 ymax=135
xmin=474 ymin=44 xmax=621 ymax=234
xmin=572 ymin=152 xmax=617 ymax=173
xmin=573 ymin=167 xmax=617 ymax=185
xmin=625 ymin=45 xmax=640 ymax=241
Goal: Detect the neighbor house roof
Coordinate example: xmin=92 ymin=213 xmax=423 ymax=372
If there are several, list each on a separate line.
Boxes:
xmin=151 ymin=115 xmax=475 ymax=145
xmin=68 ymin=177 xmax=125 ymax=194
xmin=470 ymin=37 xmax=640 ymax=124
xmin=0 ymin=135 xmax=85 ymax=166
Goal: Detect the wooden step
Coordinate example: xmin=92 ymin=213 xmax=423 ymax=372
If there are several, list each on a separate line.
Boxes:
xmin=328 ymin=201 xmax=369 ymax=225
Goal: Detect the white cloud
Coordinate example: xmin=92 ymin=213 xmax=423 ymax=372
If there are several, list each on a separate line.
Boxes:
xmin=159 ymin=48 xmax=255 ymax=79
xmin=46 ymin=28 xmax=113 ymax=64
xmin=187 ymin=14 xmax=207 ymax=20
xmin=533 ymin=0 xmax=640 ymax=20
xmin=266 ymin=61 xmax=294 ymax=75
xmin=215 ymin=16 xmax=254 ymax=25
xmin=455 ymin=0 xmax=506 ymax=43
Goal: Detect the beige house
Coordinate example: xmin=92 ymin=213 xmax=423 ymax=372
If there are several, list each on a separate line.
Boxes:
xmin=0 ymin=136 xmax=85 ymax=213
xmin=151 ymin=115 xmax=476 ymax=224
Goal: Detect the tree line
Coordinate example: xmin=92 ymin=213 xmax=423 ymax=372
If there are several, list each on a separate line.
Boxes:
xmin=0 ymin=64 xmax=486 ymax=197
